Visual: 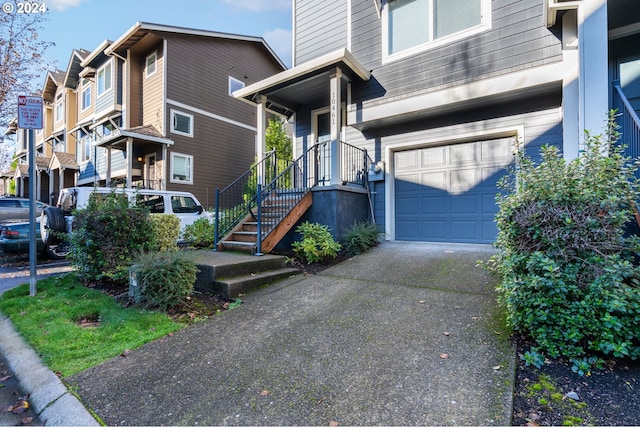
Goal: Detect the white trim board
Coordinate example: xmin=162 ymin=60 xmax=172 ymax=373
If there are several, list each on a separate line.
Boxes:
xmin=165 ymin=99 xmax=257 ymax=132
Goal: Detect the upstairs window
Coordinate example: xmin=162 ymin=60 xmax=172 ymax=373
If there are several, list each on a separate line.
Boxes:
xmin=81 ymin=83 xmax=91 ymax=111
xmin=170 ymin=109 xmax=193 ymax=137
xmin=54 ymin=93 xmax=63 ymax=123
xmin=384 ymin=0 xmax=490 ymax=62
xmin=97 ymin=61 xmax=113 ymax=96
xmin=229 ymin=76 xmax=245 ymax=96
xmin=146 ymin=51 xmax=157 ymax=77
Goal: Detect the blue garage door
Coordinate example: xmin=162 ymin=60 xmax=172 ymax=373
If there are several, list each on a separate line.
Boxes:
xmin=394 ymin=137 xmax=513 ymax=243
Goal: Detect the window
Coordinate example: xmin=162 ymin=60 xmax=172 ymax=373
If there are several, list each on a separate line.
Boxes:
xmin=170 ymin=195 xmax=199 ymax=213
xmin=77 ymin=130 xmax=91 ymax=162
xmin=97 ymin=61 xmax=113 ymax=96
xmin=81 ymin=85 xmax=91 ymax=111
xmin=170 ymin=153 xmax=193 ymax=184
xmin=229 ymin=76 xmax=245 ymax=96
xmin=55 ymin=93 xmax=63 ymax=123
xmin=146 ymin=51 xmax=157 ymax=77
xmin=170 ymin=110 xmax=193 ymax=137
xmin=137 ymin=194 xmax=164 ymax=213
xmin=384 ymin=0 xmax=489 ymax=61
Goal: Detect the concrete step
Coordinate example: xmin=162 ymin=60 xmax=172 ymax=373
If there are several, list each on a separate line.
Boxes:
xmin=210 ymin=267 xmax=301 ymax=298
xmin=219 ymin=240 xmax=257 ymax=254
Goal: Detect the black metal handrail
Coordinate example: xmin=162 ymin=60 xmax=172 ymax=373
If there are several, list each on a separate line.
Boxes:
xmin=214 ymin=141 xmax=370 ymax=250
xmin=214 ymin=150 xmax=279 ymax=246
xmin=613 ymin=82 xmax=640 ymax=169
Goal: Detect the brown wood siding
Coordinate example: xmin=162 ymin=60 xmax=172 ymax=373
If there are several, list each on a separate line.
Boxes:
xmin=165 ymin=110 xmax=257 ymax=210
xmin=65 ymin=88 xmax=77 ymax=155
xmin=349 ymin=0 xmax=563 ymax=107
xmin=128 ymin=55 xmax=143 ymax=128
xmin=142 ymin=44 xmax=164 ymax=131
xmin=164 ymin=34 xmax=284 ymax=123
xmin=160 ymin=33 xmax=285 ymax=208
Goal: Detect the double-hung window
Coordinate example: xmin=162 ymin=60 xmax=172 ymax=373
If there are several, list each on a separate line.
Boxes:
xmin=97 ymin=61 xmax=113 ymax=96
xmin=54 ymin=93 xmax=63 ymax=123
xmin=384 ymin=0 xmax=490 ymax=62
xmin=81 ymin=79 xmax=91 ymax=111
xmin=170 ymin=109 xmax=194 ymax=137
xmin=171 ymin=153 xmax=193 ymax=184
xmin=146 ymin=51 xmax=157 ymax=77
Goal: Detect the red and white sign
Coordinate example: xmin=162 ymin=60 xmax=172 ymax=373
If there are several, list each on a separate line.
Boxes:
xmin=17 ymin=96 xmax=43 ymax=129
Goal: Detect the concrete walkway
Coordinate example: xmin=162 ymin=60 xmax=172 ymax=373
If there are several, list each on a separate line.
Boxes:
xmin=61 ymin=241 xmax=515 ymax=426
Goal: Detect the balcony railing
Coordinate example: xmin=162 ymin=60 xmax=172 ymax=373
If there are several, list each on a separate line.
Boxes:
xmin=613 ymin=81 xmax=640 ymax=167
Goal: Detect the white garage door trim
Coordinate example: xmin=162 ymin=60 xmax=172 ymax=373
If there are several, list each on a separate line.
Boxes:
xmin=384 ymin=125 xmax=523 ymax=241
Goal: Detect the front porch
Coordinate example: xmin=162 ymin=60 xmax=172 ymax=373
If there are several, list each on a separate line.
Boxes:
xmin=218 ymin=49 xmax=374 ymax=254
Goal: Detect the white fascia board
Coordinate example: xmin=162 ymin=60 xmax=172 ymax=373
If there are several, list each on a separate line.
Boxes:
xmin=351 ymin=62 xmax=565 ymax=126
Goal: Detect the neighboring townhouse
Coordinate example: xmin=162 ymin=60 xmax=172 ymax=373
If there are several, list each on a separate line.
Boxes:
xmin=71 ymin=22 xmax=286 ymax=209
xmin=233 ymin=0 xmax=640 ymax=246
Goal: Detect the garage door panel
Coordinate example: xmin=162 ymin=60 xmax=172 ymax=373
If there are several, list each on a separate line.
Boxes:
xmin=396 ymin=196 xmax=420 ymax=215
xmin=450 ymin=194 xmax=478 ymax=214
xmin=395 ymin=137 xmax=512 ymax=244
xmin=450 ymin=220 xmax=478 ymax=241
xmin=422 ymin=195 xmax=447 ymax=214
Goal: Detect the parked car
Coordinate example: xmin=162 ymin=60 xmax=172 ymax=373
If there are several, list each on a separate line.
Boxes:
xmin=40 ymin=187 xmax=210 ymax=256
xmin=0 ymin=219 xmax=64 ymax=259
xmin=0 ymin=197 xmax=49 ymax=222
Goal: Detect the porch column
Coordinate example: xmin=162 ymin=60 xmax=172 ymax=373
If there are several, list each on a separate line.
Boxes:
xmin=577 ymin=0 xmax=608 ymax=153
xmin=161 ymin=144 xmax=168 ymax=191
xmin=330 ymin=68 xmax=342 ymax=185
xmin=36 ymin=169 xmax=42 ymax=201
xmin=256 ymin=95 xmax=267 ymax=185
xmin=106 ymin=147 xmax=112 ymax=186
xmin=125 ymin=137 xmax=133 ymax=189
xmin=58 ymin=169 xmax=64 ymax=197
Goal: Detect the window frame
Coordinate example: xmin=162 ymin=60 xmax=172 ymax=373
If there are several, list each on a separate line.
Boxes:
xmin=145 ymin=51 xmax=157 ymax=78
xmin=170 ymin=109 xmax=194 ymax=137
xmin=382 ymin=0 xmax=491 ymax=64
xmin=96 ymin=60 xmax=113 ymax=97
xmin=81 ymin=82 xmax=91 ymax=111
xmin=170 ymin=152 xmax=194 ymax=184
xmin=228 ymin=76 xmax=245 ymax=96
xmin=54 ymin=95 xmax=63 ymax=123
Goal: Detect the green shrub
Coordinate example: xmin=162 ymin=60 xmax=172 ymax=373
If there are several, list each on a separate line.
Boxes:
xmin=149 ymin=214 xmax=180 ymax=251
xmin=490 ymin=111 xmax=640 ymax=372
xmin=68 ymin=191 xmax=153 ymax=284
xmin=292 ymin=221 xmax=342 ymax=263
xmin=130 ymin=251 xmax=199 ymax=309
xmin=341 ymin=220 xmax=382 ymax=257
xmin=183 ymin=216 xmax=215 ymax=248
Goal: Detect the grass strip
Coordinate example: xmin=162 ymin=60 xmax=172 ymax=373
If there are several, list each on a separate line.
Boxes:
xmin=0 ymin=274 xmax=183 ymax=377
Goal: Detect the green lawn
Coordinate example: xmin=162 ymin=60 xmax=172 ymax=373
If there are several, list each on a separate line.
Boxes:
xmin=0 ymin=274 xmax=183 ymax=377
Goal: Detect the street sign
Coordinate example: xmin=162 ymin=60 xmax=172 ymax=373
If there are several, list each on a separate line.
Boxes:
xmin=17 ymin=96 xmax=43 ymax=130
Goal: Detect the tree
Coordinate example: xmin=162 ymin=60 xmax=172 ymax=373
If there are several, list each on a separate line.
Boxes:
xmin=0 ymin=1 xmax=53 ymax=140
xmin=265 ymin=115 xmax=292 ymax=160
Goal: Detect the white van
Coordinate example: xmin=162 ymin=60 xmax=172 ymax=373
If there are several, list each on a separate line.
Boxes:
xmin=40 ymin=187 xmax=210 ymax=257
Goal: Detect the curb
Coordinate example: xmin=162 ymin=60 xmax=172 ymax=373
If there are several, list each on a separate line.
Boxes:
xmin=0 ymin=313 xmax=99 ymax=426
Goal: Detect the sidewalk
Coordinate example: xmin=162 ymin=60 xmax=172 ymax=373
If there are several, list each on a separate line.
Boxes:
xmin=61 ymin=241 xmax=515 ymax=425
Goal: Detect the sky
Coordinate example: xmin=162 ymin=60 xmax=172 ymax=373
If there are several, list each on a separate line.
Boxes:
xmin=38 ymin=0 xmax=293 ymax=79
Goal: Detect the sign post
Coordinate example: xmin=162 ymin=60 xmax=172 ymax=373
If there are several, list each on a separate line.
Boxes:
xmin=18 ymin=96 xmax=43 ymax=297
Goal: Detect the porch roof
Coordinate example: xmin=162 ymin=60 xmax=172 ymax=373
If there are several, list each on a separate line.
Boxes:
xmin=49 ymin=152 xmax=79 ymax=171
xmin=93 ymin=124 xmax=174 ymax=149
xmin=234 ymin=48 xmax=370 ymax=117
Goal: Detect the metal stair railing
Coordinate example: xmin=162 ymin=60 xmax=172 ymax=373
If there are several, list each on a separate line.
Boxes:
xmin=613 ymin=81 xmax=640 ymax=168
xmin=215 ymin=141 xmax=370 ymax=251
xmin=214 ymin=150 xmax=278 ymax=248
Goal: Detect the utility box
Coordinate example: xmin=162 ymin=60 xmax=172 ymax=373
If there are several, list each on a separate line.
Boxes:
xmin=368 ymin=161 xmax=385 ymax=182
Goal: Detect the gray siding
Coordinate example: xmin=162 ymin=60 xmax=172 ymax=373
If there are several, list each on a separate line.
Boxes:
xmin=295 ymin=0 xmax=348 ymax=65
xmin=350 ymin=0 xmax=563 ymax=107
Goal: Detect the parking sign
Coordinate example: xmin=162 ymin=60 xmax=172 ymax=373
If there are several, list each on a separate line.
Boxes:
xmin=17 ymin=96 xmax=43 ymax=129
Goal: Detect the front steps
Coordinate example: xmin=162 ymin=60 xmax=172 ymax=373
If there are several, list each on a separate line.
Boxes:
xmin=219 ymin=191 xmax=312 ymax=254
xmin=193 ymin=251 xmax=299 ymax=298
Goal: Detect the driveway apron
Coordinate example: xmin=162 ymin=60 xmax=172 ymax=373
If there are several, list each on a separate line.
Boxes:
xmin=67 ymin=241 xmax=515 ymax=426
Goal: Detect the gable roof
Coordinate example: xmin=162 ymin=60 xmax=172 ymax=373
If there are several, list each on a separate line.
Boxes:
xmin=105 ymin=21 xmax=286 ymax=70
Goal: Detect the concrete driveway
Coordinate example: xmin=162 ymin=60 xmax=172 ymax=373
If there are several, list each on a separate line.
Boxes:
xmin=66 ymin=241 xmax=515 ymax=426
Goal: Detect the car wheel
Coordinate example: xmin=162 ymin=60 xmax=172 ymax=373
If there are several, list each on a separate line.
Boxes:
xmin=41 ymin=207 xmax=66 ymax=245
xmin=43 ymin=242 xmax=69 ymax=260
